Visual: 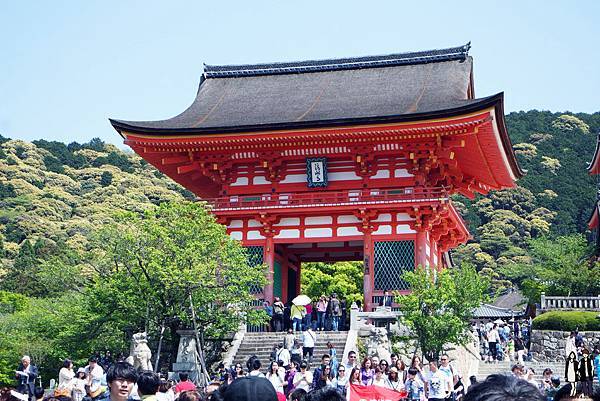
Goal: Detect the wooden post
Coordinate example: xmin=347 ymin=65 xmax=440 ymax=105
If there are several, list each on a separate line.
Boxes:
xmin=415 ymin=229 xmax=428 ymax=268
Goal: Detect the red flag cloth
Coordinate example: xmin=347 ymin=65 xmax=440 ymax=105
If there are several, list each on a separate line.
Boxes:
xmin=348 ymin=384 xmax=406 ymax=401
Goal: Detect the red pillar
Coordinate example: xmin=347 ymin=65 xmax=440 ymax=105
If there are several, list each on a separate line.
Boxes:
xmin=415 ymin=229 xmax=428 ymax=269
xmin=429 ymin=237 xmax=436 ymax=269
xmin=264 ymin=236 xmax=275 ymax=303
xmin=363 ymin=232 xmax=374 ymax=311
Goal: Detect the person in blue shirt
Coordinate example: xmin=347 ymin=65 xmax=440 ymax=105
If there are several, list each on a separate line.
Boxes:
xmin=404 ymin=367 xmax=424 ymax=401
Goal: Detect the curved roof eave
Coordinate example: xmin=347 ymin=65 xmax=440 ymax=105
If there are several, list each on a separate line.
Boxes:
xmin=488 ymin=93 xmax=525 ymax=179
xmin=587 ymin=134 xmax=600 ymax=174
xmin=111 ymin=92 xmax=499 ymax=135
xmin=111 ymin=92 xmax=524 ymax=181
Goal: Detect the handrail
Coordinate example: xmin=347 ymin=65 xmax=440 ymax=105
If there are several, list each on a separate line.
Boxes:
xmin=204 ymin=187 xmax=449 ymax=211
xmin=540 ymin=293 xmax=600 ymax=311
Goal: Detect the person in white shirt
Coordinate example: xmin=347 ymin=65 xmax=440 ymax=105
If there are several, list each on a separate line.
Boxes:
xmin=57 ymin=359 xmax=75 ymax=396
xmin=487 ymin=324 xmax=501 ymax=362
xmin=266 ymin=361 xmax=286 ymax=394
xmin=331 ymin=365 xmax=349 ymax=396
xmin=565 ymin=331 xmax=577 ymax=357
xmin=275 ymin=343 xmax=291 ymax=369
xmin=248 ymin=358 xmax=265 ymax=378
xmin=425 ymin=361 xmax=449 ymax=401
xmin=372 ymin=367 xmax=391 ymax=388
xmin=344 ymin=350 xmax=358 ymax=371
xmin=292 ymin=361 xmax=313 ymax=392
xmin=284 ymin=329 xmax=296 ymax=351
xmin=84 ymin=357 xmax=105 ymax=398
xmin=72 ymin=368 xmax=87 ymax=401
xmin=302 ymin=327 xmax=316 ymax=364
xmin=438 ymin=354 xmax=457 ymax=399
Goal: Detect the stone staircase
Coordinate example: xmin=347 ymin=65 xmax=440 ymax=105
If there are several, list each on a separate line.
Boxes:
xmin=232 ymin=331 xmax=348 ymax=371
xmin=475 ymin=360 xmax=565 ymax=382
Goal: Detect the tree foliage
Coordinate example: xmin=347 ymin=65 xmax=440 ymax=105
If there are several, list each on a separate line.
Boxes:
xmin=396 ymin=264 xmax=489 ymax=361
xmin=301 ymin=261 xmax=363 ymax=306
xmin=499 ymin=235 xmax=600 ymax=304
xmin=88 ymin=201 xmax=268 ymax=344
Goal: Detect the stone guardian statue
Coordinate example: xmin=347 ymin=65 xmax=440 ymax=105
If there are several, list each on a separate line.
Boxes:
xmin=130 ymin=331 xmax=153 ymax=371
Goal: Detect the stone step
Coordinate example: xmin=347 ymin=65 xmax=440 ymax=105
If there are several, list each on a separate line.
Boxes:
xmin=230 ymin=330 xmax=348 ymax=369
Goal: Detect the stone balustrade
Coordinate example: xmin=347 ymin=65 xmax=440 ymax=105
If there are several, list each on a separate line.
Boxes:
xmin=540 ymin=293 xmax=600 ymax=311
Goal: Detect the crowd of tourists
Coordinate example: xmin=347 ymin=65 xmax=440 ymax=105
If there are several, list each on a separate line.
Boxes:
xmin=264 ymin=294 xmax=350 ymax=333
xmin=6 ymin=350 xmax=600 ymax=401
xmin=219 ymin=351 xmax=466 ymax=401
xmin=475 ymin=319 xmax=531 ymax=363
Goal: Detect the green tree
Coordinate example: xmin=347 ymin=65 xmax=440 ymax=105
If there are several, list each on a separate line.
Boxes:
xmin=301 ymin=261 xmax=363 ymax=306
xmin=1 ymin=240 xmax=38 ymax=295
xmin=551 ymin=114 xmax=590 ymax=134
xmin=500 ymin=235 xmax=600 ymax=304
xmin=100 ymin=171 xmax=113 ymax=187
xmin=88 ymin=201 xmax=268 ymax=370
xmin=396 ymin=264 xmax=489 ymax=361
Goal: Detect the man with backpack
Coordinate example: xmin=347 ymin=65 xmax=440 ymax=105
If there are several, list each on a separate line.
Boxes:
xmin=273 ymin=297 xmax=285 ymax=332
xmin=438 ymin=354 xmax=458 ymax=401
xmin=330 ymin=293 xmax=342 ymax=332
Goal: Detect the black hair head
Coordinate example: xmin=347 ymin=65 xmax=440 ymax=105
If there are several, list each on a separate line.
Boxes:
xmin=463 ymin=374 xmax=544 ymax=401
xmin=305 ymin=386 xmax=345 ymax=401
xmin=106 ymin=361 xmax=138 ymax=384
xmin=34 ymin=387 xmax=45 ymax=399
xmin=137 ymin=371 xmax=160 ymax=396
xmin=179 ymin=372 xmax=189 ymax=381
xmin=289 ymin=388 xmax=307 ymax=401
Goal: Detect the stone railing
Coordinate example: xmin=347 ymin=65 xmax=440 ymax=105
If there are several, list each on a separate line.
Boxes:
xmin=540 ymin=293 xmax=600 ymax=311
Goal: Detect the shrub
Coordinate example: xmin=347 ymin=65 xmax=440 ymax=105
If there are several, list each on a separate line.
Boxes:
xmin=532 ymin=311 xmax=600 ymax=332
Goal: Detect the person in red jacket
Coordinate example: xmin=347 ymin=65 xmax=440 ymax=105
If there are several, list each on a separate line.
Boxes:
xmin=174 ymin=373 xmax=196 ymax=394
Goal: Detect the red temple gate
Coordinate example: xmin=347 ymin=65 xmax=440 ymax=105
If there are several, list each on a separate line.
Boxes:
xmin=111 ymin=44 xmax=522 ymax=311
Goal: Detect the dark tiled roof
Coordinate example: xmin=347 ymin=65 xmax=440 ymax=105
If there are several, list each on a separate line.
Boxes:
xmin=203 ymin=43 xmax=471 ymax=78
xmin=473 ymin=304 xmax=522 ymax=319
xmin=111 ymin=44 xmax=482 ymax=134
xmin=491 ymin=290 xmax=527 ymax=312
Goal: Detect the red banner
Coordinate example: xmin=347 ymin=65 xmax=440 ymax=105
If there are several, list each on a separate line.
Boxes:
xmin=348 ymin=384 xmax=407 ymax=401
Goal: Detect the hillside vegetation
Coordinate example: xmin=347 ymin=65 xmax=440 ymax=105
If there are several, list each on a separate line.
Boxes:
xmin=0 ymin=137 xmax=194 ymax=284
xmin=0 ymin=111 xmax=599 ymax=293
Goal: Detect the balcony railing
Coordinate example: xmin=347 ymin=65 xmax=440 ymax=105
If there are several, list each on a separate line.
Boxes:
xmin=540 ymin=293 xmax=600 ymax=311
xmin=204 ymin=187 xmax=449 ymax=211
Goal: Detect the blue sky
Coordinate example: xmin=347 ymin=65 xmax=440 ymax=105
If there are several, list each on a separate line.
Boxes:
xmin=1 ymin=1 xmax=599 ymax=147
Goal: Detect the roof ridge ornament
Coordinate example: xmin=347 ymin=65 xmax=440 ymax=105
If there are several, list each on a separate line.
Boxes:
xmin=203 ymin=43 xmax=472 ymax=78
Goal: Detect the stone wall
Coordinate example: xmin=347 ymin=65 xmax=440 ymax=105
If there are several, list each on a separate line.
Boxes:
xmin=531 ymin=330 xmax=600 ymax=362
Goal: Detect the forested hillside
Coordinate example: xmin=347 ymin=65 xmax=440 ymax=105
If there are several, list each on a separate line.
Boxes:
xmin=0 ymin=136 xmax=193 ymax=293
xmin=453 ymin=111 xmax=600 ymax=294
xmin=0 ymin=110 xmax=599 ymax=292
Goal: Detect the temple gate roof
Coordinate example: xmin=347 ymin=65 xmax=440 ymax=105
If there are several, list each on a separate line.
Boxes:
xmin=110 ymin=44 xmax=490 ymax=134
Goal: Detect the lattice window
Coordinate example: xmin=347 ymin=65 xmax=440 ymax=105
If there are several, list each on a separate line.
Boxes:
xmin=374 ymin=240 xmax=414 ymax=290
xmin=245 ymin=246 xmax=264 ymax=294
